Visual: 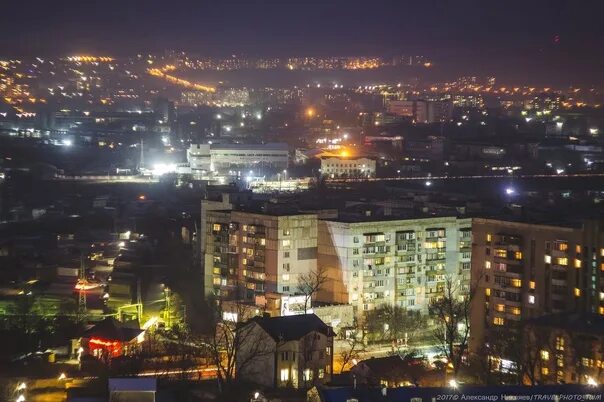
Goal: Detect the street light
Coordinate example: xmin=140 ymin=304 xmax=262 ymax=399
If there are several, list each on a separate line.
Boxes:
xmin=448 ymin=379 xmax=458 ymax=389
xmin=587 ymin=376 xmax=598 ymax=386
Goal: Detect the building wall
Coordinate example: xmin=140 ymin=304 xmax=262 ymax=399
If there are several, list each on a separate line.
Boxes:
xmin=210 ymin=145 xmax=288 ymax=172
xmin=469 ymin=219 xmax=604 ymax=357
xmin=235 ymin=322 xmax=277 ymax=388
xmin=317 ymin=217 xmax=472 ymax=318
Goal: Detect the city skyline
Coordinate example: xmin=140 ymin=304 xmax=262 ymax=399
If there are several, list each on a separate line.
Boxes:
xmin=1 ymin=1 xmax=604 ymax=85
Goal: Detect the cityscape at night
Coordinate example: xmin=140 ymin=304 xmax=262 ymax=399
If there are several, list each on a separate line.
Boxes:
xmin=1 ymin=1 xmax=604 ymax=401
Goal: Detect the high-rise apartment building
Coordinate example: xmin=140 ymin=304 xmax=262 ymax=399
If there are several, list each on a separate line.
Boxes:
xmin=204 ymin=210 xmax=318 ymax=300
xmin=470 ymin=219 xmax=604 ymax=358
xmin=317 ymin=216 xmax=472 ymax=317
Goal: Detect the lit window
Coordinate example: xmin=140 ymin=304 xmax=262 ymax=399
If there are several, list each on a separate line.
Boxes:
xmin=544 ymin=255 xmax=552 ymax=264
xmin=556 ymin=336 xmax=565 ymax=351
xmin=495 ymin=304 xmax=504 ymax=312
xmin=511 ymin=279 xmax=522 ymax=288
xmin=280 ymin=368 xmax=289 ymax=382
xmin=495 ymin=249 xmax=507 ymax=258
xmin=541 ymin=350 xmax=550 ymax=361
xmin=599 ymin=306 xmax=604 ymax=315
xmin=574 ymin=288 xmax=581 ymax=297
xmin=493 ymin=317 xmax=504 ymax=326
xmin=557 ymin=257 xmax=568 ymax=266
xmin=303 ymin=368 xmax=313 ymax=381
xmin=486 ymin=233 xmax=492 ymax=242
xmin=282 ymin=274 xmax=290 ymax=282
xmin=528 ymin=295 xmax=536 ymax=304
xmin=318 ymin=368 xmax=325 ymax=379
xmin=529 ymin=281 xmax=536 ymax=290
xmin=541 ymin=367 xmax=549 ymax=375
xmin=574 ymin=259 xmax=581 ymax=268
xmin=485 ymin=261 xmax=491 ymax=269
xmin=260 ymin=238 xmax=266 ymax=246
xmin=213 ymin=223 xmax=221 ymax=231
xmin=326 ymin=346 xmax=331 ymax=356
xmin=510 ymin=307 xmax=521 ymax=315
xmin=514 ymin=251 xmax=523 ymax=260
xmin=282 ymin=239 xmax=291 ymax=247
xmin=575 ymin=245 xmax=581 ymax=253
xmin=485 ymin=288 xmax=491 ymax=296
xmin=556 ymin=242 xmax=568 ymax=251
xmin=601 ymin=248 xmax=604 ymax=257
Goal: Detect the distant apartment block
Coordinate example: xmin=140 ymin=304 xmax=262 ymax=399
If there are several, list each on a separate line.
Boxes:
xmin=387 ymin=100 xmax=453 ymax=124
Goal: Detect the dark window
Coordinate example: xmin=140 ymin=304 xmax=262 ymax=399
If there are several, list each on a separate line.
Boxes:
xmin=298 ymin=247 xmax=318 ymax=260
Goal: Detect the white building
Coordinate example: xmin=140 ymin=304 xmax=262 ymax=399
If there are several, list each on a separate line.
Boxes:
xmin=320 ymin=157 xmax=376 ymax=178
xmin=188 ymin=143 xmax=289 ymax=177
xmin=317 ymin=216 xmax=472 ymax=317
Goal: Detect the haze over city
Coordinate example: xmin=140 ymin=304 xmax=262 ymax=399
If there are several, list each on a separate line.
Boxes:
xmin=0 ymin=1 xmax=604 ymax=401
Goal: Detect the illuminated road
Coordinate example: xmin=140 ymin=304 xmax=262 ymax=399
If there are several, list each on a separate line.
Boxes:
xmin=147 ymin=64 xmax=215 ymax=92
xmin=325 ymin=172 xmax=604 ymax=184
xmin=48 ymin=175 xmax=159 ymax=183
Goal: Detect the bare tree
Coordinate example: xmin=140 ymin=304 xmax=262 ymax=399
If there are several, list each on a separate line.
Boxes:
xmin=429 ymin=277 xmax=472 ymax=378
xmin=297 ymin=266 xmax=328 ymax=314
xmin=207 ymin=300 xmax=275 ymax=391
xmin=364 ymin=305 xmax=425 ymax=351
xmin=339 ymin=327 xmax=366 ymax=373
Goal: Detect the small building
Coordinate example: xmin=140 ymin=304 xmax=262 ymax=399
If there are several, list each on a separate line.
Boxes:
xmin=320 ymin=157 xmax=376 ymax=178
xmin=236 ymin=314 xmax=335 ymax=389
xmin=350 ymin=355 xmax=429 ymax=387
xmin=81 ymin=317 xmax=143 ymax=360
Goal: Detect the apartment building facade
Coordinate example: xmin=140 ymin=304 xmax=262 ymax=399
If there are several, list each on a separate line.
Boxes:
xmin=317 ymin=216 xmax=472 ymax=317
xmin=204 ymin=210 xmax=318 ymax=300
xmin=469 ymin=219 xmax=604 ymax=373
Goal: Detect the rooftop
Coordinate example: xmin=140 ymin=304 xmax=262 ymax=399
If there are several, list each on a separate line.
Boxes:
xmin=248 ymin=313 xmax=334 ymax=342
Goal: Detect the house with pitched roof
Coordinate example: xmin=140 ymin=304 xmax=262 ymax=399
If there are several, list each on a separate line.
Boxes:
xmin=236 ymin=314 xmax=335 ymax=389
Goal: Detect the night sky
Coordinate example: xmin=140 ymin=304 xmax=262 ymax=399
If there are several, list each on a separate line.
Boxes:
xmin=2 ymin=0 xmax=603 ymax=83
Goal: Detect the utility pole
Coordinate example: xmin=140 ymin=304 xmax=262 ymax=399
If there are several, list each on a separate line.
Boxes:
xmin=139 ymin=138 xmax=145 ymax=171
xmin=164 ymin=286 xmax=171 ymax=328
xmin=77 ymin=253 xmax=87 ymax=317
xmin=136 ymin=278 xmax=143 ymax=321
